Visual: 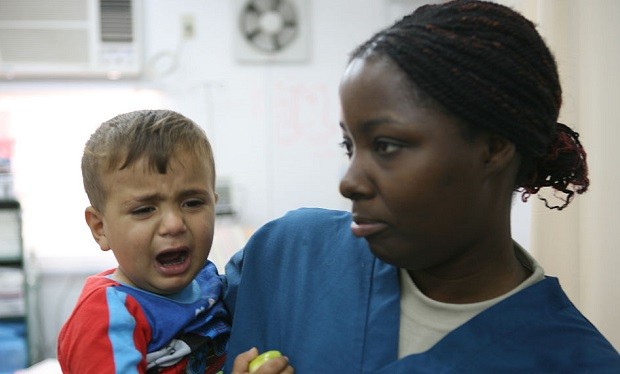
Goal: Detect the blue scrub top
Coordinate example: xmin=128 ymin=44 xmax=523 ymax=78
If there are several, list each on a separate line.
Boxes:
xmin=224 ymin=208 xmax=620 ymax=373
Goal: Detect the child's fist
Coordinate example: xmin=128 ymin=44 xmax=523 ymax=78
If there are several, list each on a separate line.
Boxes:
xmin=249 ymin=350 xmax=282 ymax=373
xmin=231 ymin=348 xmax=293 ymax=374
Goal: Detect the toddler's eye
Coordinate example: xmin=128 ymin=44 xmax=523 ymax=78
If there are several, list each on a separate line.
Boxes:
xmin=132 ymin=206 xmax=155 ymax=215
xmin=184 ymin=199 xmax=205 ymax=209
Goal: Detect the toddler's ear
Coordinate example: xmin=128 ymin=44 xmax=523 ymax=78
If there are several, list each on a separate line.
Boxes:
xmin=85 ymin=206 xmax=111 ymax=251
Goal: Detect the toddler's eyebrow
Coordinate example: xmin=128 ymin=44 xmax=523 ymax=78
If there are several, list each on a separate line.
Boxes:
xmin=178 ymin=188 xmax=211 ymax=200
xmin=126 ymin=193 xmax=160 ymax=205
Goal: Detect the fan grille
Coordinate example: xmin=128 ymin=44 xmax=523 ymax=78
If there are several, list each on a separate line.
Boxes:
xmin=240 ymin=0 xmax=298 ymax=53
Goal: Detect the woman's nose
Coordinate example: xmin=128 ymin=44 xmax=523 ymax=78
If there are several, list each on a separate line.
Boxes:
xmin=339 ymin=157 xmax=374 ymax=201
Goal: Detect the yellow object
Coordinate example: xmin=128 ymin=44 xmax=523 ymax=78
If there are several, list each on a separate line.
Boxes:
xmin=248 ymin=350 xmax=282 ymax=373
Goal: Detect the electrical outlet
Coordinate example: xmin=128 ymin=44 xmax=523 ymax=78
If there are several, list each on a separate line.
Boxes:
xmin=182 ymin=15 xmax=195 ymax=39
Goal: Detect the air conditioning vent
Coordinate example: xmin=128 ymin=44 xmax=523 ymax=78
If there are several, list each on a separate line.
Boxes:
xmin=100 ymin=0 xmax=133 ymax=42
xmin=0 ymin=0 xmax=143 ymax=79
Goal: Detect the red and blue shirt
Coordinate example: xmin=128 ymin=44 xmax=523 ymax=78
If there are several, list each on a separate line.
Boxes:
xmin=58 ymin=261 xmax=229 ymax=374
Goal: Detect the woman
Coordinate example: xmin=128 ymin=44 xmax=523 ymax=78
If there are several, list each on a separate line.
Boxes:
xmin=223 ymin=1 xmax=620 ymax=372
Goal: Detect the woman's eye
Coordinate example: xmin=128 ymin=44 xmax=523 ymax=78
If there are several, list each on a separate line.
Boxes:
xmin=375 ymin=139 xmax=403 ymax=154
xmin=339 ymin=139 xmax=353 ymax=158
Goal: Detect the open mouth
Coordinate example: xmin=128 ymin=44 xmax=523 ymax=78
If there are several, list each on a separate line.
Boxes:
xmin=156 ymin=249 xmax=189 ymax=267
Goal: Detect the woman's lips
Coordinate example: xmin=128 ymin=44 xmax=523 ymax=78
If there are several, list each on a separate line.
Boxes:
xmin=350 ymin=220 xmax=389 ymax=238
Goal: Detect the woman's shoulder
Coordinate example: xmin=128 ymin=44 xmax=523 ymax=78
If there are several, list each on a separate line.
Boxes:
xmin=267 ymin=207 xmax=352 ymax=231
xmin=240 ymin=208 xmax=362 ymax=259
xmin=283 ymin=207 xmax=350 ymax=220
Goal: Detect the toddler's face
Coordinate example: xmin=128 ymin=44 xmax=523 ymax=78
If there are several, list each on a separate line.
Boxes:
xmin=88 ymin=151 xmax=217 ymax=294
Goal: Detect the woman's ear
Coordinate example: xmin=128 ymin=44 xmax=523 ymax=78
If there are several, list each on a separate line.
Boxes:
xmin=482 ymin=133 xmax=517 ymax=175
xmin=85 ymin=206 xmax=111 ymax=251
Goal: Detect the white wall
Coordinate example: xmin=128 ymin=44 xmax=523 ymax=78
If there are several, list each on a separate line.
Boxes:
xmin=530 ymin=0 xmax=620 ymax=350
xmin=1 ymin=0 xmax=545 ymax=362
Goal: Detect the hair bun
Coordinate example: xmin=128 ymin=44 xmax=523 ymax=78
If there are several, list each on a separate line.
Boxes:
xmin=519 ymin=122 xmax=589 ymax=209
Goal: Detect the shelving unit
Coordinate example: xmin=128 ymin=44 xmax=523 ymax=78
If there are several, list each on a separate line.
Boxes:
xmin=0 ymin=199 xmax=29 ymax=372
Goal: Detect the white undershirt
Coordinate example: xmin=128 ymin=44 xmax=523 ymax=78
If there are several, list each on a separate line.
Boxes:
xmin=398 ymin=244 xmax=545 ymax=357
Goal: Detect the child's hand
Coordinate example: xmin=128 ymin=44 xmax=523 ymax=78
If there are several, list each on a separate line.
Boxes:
xmin=231 ymin=347 xmax=294 ymax=374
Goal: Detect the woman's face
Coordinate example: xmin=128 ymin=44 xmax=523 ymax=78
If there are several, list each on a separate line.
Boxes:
xmin=338 ymin=56 xmax=497 ymax=272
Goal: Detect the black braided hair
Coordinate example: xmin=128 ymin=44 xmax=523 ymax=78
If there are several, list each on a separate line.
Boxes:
xmin=349 ymin=0 xmax=588 ymax=209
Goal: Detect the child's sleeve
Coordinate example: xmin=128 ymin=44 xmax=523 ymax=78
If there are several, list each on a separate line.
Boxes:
xmin=57 ymin=286 xmax=151 ymax=373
